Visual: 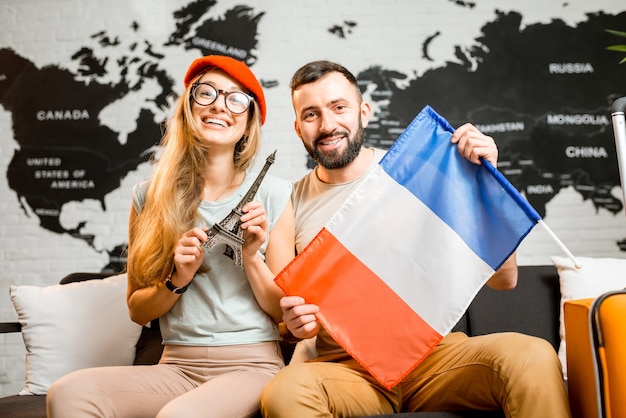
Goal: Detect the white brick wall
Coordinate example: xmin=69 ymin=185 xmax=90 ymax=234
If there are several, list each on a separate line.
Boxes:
xmin=1 ymin=0 xmax=625 ymax=396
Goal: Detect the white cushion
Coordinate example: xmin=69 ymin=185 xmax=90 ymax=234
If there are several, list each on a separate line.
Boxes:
xmin=551 ymin=255 xmax=626 ymax=379
xmin=10 ymin=273 xmax=142 ymax=395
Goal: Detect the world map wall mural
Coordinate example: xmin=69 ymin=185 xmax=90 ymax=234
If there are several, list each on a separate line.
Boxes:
xmin=1 ymin=1 xmax=269 ymax=271
xmin=1 ymin=0 xmax=625 ymax=279
xmin=358 ymin=11 xmax=626 ymax=220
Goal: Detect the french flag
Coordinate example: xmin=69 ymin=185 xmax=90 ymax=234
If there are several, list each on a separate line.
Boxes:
xmin=275 ymin=106 xmax=540 ymax=389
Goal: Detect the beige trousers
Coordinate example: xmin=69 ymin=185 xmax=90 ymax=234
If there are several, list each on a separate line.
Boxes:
xmin=47 ymin=342 xmax=284 ymax=418
xmin=260 ymin=332 xmax=571 ymax=418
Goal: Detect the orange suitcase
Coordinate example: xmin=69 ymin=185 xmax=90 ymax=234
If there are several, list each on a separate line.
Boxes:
xmin=564 ymin=291 xmax=626 ymax=418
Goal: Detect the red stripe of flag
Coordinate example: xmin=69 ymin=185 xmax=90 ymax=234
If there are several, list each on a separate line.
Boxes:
xmin=275 ymin=228 xmax=443 ymax=388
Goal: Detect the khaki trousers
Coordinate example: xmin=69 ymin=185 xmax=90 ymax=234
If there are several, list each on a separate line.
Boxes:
xmin=260 ymin=332 xmax=571 ymax=418
xmin=47 ymin=342 xmax=284 ymax=418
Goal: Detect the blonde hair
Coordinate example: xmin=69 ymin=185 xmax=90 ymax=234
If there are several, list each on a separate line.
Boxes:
xmin=127 ymin=72 xmax=262 ymax=288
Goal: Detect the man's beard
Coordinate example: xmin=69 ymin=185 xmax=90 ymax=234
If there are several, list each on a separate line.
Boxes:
xmin=304 ymin=122 xmax=365 ymax=170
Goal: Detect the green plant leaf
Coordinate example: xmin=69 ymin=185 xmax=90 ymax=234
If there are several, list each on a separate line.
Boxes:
xmin=606 ymin=45 xmax=626 ymax=52
xmin=605 ymin=29 xmax=626 ymax=64
xmin=606 ymin=29 xmax=626 ymax=38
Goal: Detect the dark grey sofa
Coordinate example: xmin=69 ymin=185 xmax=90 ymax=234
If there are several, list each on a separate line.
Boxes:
xmin=0 ymin=265 xmax=562 ymax=418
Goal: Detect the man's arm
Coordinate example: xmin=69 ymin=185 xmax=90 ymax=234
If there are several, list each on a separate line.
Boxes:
xmin=486 ymin=253 xmax=518 ymax=290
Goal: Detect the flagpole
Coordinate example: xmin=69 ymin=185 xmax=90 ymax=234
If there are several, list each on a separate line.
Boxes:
xmin=538 ymin=220 xmax=582 ymax=268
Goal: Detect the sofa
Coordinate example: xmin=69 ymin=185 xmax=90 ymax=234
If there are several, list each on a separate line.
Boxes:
xmin=0 ymin=265 xmax=565 ymax=417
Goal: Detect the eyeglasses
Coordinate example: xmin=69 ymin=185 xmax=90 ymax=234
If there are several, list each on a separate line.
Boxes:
xmin=190 ymin=83 xmax=253 ymax=114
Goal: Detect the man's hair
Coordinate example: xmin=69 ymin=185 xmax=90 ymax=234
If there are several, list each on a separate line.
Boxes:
xmin=290 ymin=60 xmax=360 ymax=95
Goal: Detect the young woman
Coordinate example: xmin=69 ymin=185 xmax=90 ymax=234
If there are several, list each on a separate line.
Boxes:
xmin=47 ymin=55 xmax=295 ymax=418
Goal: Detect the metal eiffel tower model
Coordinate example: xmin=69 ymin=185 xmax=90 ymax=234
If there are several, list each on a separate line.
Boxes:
xmin=201 ymin=150 xmax=277 ymax=268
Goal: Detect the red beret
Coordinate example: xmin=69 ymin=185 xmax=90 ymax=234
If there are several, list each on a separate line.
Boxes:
xmin=183 ymin=55 xmax=266 ymax=125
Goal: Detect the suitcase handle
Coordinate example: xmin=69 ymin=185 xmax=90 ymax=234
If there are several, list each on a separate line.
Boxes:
xmin=611 ymin=96 xmax=626 ymax=216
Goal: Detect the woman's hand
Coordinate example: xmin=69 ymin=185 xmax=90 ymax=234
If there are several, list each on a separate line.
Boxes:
xmin=239 ymin=201 xmax=269 ymax=260
xmin=126 ymin=226 xmax=207 ymax=326
xmin=172 ymin=227 xmax=207 ymax=286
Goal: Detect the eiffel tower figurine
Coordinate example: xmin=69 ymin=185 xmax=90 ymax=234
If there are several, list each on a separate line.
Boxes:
xmin=200 ymin=150 xmax=277 ymax=268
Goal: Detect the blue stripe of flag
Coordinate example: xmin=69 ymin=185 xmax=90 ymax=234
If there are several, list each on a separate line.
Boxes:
xmin=380 ymin=106 xmax=540 ymax=270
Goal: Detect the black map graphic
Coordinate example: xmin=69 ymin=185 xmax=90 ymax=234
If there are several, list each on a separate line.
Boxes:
xmin=359 ymin=11 xmax=626 ymax=220
xmin=1 ymin=5 xmax=625 ymax=271
xmin=0 ymin=0 xmax=264 ymax=270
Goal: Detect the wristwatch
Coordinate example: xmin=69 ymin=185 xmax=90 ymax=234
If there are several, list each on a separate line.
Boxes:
xmin=165 ymin=276 xmax=190 ymax=294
